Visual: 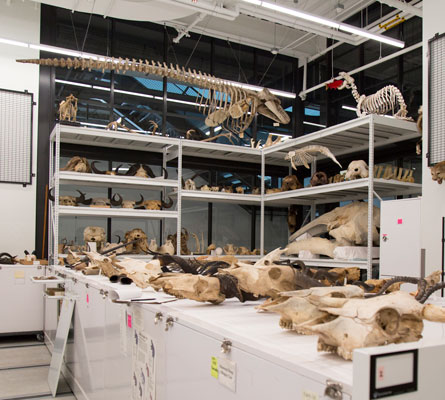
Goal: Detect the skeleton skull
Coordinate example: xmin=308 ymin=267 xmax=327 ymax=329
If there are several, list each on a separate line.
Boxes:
xmin=61 ymin=156 xmax=91 ymax=173
xmin=223 ymin=244 xmax=238 ymax=255
xmin=83 ymin=226 xmax=106 ymax=251
xmin=258 ymin=285 xmax=364 ymax=334
xmin=310 ymin=172 xmax=328 ymax=187
xmin=124 ymin=229 xmax=149 ymax=254
xmin=59 ymin=196 xmax=79 ymax=206
xmin=345 ymin=160 xmax=369 ymax=180
xmin=430 ymin=161 xmax=445 ymax=184
xmin=150 ymin=273 xmax=225 ymax=304
xmin=184 ymin=179 xmax=196 ymax=190
xmin=281 ymin=175 xmax=302 ymax=191
xmin=235 ymin=186 xmax=244 ymax=194
xmin=309 ymin=290 xmax=445 ymax=360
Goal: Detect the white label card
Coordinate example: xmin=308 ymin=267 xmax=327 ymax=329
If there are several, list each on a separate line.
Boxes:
xmin=302 ymin=389 xmax=319 ymax=400
xmin=218 ymin=357 xmax=236 ymax=392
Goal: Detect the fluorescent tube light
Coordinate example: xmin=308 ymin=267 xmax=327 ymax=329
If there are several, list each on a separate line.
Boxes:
xmin=241 ymin=0 xmax=405 ymax=48
xmin=304 ymin=121 xmax=326 ymax=128
xmin=342 ymin=105 xmax=357 ymax=112
xmin=0 ymin=37 xmax=28 ymax=47
xmin=30 ymin=44 xmax=84 ymax=57
xmin=55 ymin=79 xmax=91 ymax=88
xmin=214 ymin=126 xmax=222 ymax=132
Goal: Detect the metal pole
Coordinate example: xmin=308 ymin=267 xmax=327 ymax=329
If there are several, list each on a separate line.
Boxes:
xmin=442 ymin=217 xmax=444 ymax=296
xmin=176 ymin=142 xmax=182 ymax=255
xmin=367 ymin=115 xmax=375 ymax=279
xmin=260 ymin=151 xmax=265 ymax=255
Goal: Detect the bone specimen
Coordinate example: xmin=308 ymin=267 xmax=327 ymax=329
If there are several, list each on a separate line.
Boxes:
xmin=328 ymin=174 xmax=345 ymax=184
xmin=310 ymin=171 xmax=328 ymax=187
xmin=221 ymin=186 xmax=234 ymax=193
xmin=83 ymin=193 xmax=123 ymax=208
xmin=263 ymin=133 xmax=282 ymax=148
xmin=285 ymin=145 xmax=342 ymax=171
xmin=223 ymin=244 xmax=239 ymax=255
xmin=122 ymin=195 xmax=144 ymax=209
xmin=0 ymin=252 xmax=16 ymax=264
xmin=58 ymin=93 xmax=78 ymax=121
xmin=288 ymin=205 xmax=298 ymax=234
xmin=113 ymin=258 xmax=162 ymax=288
xmin=61 ymin=156 xmax=91 ymax=173
xmin=83 ymin=226 xmax=106 ymax=251
xmin=210 ymin=186 xmax=220 ymax=192
xmin=235 ymin=186 xmax=244 ymax=194
xmin=252 ymin=187 xmax=261 ymax=195
xmin=200 ymin=185 xmax=211 ymax=191
xmin=281 ymin=175 xmax=302 ymax=191
xmin=430 ymin=161 xmax=445 ymax=184
xmin=266 ymin=188 xmax=281 ymax=194
xmin=289 ymin=201 xmax=380 ymax=246
xmin=258 ymin=285 xmax=364 ymax=334
xmin=310 ymin=290 xmax=445 ymax=360
xmin=124 ymin=229 xmax=149 ymax=254
xmin=416 ymin=105 xmax=423 ymax=155
xmin=19 ymin=58 xmax=290 ymax=137
xmin=184 ymin=179 xmax=196 ymax=190
xmin=159 ymin=240 xmax=175 ymax=256
xmin=148 ymin=120 xmax=158 ymax=135
xmin=135 ymin=196 xmax=174 ymax=210
xmin=191 ymin=233 xmax=201 ymax=254
xmin=237 ymin=246 xmax=251 ymax=255
xmin=345 ymin=160 xmax=369 ymax=180
xmin=286 ymin=237 xmax=337 ymax=258
xmin=148 ymin=239 xmax=158 ymax=253
xmin=106 ymin=117 xmax=134 ymax=133
xmin=206 ymin=244 xmax=216 ymax=255
xmin=329 ymin=71 xmax=412 ymax=120
xmin=91 ymin=161 xmax=123 ymax=175
xmin=48 ymin=189 xmax=86 ymax=206
xmin=124 ymin=163 xmax=167 ymax=179
xmin=168 ymin=228 xmax=190 ymax=255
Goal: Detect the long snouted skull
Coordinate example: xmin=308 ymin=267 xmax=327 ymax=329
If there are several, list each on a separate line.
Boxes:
xmin=309 ymin=290 xmax=445 ymax=360
xmin=345 ymin=160 xmax=369 ymax=180
xmin=258 ymin=285 xmax=364 ymax=334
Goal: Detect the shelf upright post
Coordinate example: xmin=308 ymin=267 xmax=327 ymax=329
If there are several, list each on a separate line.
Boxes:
xmin=367 ymin=115 xmax=375 ymax=279
xmin=310 ymin=159 xmax=317 ymax=221
xmin=54 ymin=124 xmax=61 ymax=265
xmin=161 ymin=146 xmax=167 ymax=245
xmin=48 ymin=127 xmax=54 ymax=265
xmin=176 ymin=142 xmax=183 ymax=256
xmin=260 ymin=150 xmax=265 ymax=256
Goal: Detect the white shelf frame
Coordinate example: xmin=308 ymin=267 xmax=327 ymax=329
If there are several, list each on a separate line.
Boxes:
xmin=49 ymin=118 xmax=421 ymax=275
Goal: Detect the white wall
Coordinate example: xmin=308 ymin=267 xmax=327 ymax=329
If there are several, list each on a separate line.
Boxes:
xmin=0 ymin=0 xmax=40 ymax=256
xmin=421 ymin=0 xmax=445 ymax=274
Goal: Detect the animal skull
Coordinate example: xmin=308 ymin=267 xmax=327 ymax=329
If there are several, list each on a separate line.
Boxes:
xmin=61 ymin=156 xmax=91 ymax=173
xmin=258 ymin=285 xmax=364 ymax=334
xmin=200 ymin=185 xmax=211 ymax=191
xmin=310 ymin=172 xmax=328 ymax=186
xmin=124 ymin=229 xmax=149 ymax=254
xmin=210 ymin=186 xmax=220 ymax=192
xmin=184 ymin=179 xmax=196 ymax=190
xmin=235 ymin=186 xmax=244 ymax=194
xmin=150 ymin=273 xmax=225 ymax=304
xmin=223 ymin=244 xmax=238 ymax=255
xmin=49 ymin=189 xmax=86 ymax=206
xmin=345 ymin=160 xmax=369 ymax=180
xmin=431 ymin=161 xmax=445 ymax=184
xmin=83 ymin=226 xmax=106 ymax=251
xmin=237 ymin=246 xmax=251 ymax=255
xmin=148 ymin=239 xmax=158 ymax=253
xmin=83 ymin=193 xmax=123 ymax=208
xmin=159 ymin=239 xmax=175 ymax=255
xmin=309 ymin=290 xmax=445 ymax=360
xmin=281 ymin=175 xmax=302 ymax=191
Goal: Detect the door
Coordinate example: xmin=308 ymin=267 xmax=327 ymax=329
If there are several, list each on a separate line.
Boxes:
xmin=380 ymin=198 xmax=421 ymax=278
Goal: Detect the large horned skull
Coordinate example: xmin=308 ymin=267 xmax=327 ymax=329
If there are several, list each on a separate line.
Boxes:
xmin=83 ymin=226 xmax=106 ymax=251
xmin=309 ymin=290 xmax=445 ymax=360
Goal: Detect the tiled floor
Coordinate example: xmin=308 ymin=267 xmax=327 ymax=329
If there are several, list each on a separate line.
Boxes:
xmin=0 ymin=335 xmax=75 ymax=399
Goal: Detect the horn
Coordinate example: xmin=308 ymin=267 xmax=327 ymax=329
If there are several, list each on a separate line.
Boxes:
xmin=91 ymin=161 xmax=106 ymax=174
xmin=75 ymin=190 xmax=88 ymax=204
xmin=143 ymin=164 xmax=155 ymax=178
xmin=115 ymin=235 xmax=121 ymax=243
xmin=162 ymin=167 xmax=168 ymax=179
xmin=48 ymin=187 xmax=55 ymax=202
xmin=110 ymin=193 xmax=123 ymax=206
xmin=114 ymin=164 xmax=123 ymax=175
xmin=126 ymin=164 xmax=138 ymax=176
xmin=135 ymin=194 xmax=144 ymax=205
xmin=161 ymin=196 xmax=174 ymax=209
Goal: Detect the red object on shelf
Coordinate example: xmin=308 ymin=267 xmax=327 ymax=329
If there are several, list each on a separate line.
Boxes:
xmin=326 ymin=79 xmax=343 ymax=90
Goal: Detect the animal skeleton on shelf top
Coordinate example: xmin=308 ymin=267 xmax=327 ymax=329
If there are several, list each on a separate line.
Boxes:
xmin=17 ymin=57 xmax=290 ymax=137
xmin=327 ymin=71 xmax=412 ymax=120
xmin=58 ymin=93 xmax=78 ymax=122
xmin=285 ymin=145 xmax=342 ymax=171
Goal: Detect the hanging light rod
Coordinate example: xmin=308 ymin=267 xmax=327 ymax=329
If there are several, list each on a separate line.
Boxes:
xmin=241 ymin=0 xmax=405 ymax=48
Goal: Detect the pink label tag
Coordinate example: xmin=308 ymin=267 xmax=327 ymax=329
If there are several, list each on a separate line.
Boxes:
xmin=397 ymin=219 xmax=403 ymax=224
xmin=86 ymin=294 xmax=89 ymax=304
xmin=127 ymin=314 xmax=132 ymax=328
xmin=378 ymin=366 xmax=384 ymax=380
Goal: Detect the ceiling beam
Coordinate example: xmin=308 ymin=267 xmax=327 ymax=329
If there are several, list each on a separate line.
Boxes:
xmin=378 ymin=0 xmax=422 ymax=17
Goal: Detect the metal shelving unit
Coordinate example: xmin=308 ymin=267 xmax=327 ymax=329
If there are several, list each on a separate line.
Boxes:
xmin=48 ymin=124 xmax=181 ymax=265
xmin=263 ymin=114 xmax=421 ymax=277
xmin=49 ymin=116 xmax=421 ymax=275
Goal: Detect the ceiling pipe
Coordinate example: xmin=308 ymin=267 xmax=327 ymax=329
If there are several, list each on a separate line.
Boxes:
xmin=378 ymin=0 xmax=422 ymax=17
xmin=167 ymin=0 xmax=239 ymax=21
xmin=173 ymin=13 xmax=206 ymax=43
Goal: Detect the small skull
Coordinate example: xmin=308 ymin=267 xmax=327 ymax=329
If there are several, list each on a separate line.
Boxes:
xmin=59 ymin=196 xmax=77 ymax=206
xmin=345 ymin=160 xmax=369 ymax=180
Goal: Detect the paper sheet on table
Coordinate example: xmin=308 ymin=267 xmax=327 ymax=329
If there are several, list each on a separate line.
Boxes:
xmin=109 ymin=286 xmax=143 ymax=301
xmin=333 ymin=246 xmax=379 ymax=260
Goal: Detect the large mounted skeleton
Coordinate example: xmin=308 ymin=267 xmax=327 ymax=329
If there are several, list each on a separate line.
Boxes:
xmin=17 ymin=57 xmax=290 ymax=137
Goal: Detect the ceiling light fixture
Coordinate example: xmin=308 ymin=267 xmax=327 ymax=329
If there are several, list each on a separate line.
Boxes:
xmin=241 ymin=0 xmax=405 ymax=48
xmin=303 ymin=121 xmax=326 ymax=128
xmin=342 ymin=105 xmax=357 ymax=112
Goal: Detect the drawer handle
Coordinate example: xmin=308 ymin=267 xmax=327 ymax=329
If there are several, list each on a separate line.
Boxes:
xmin=221 ymin=339 xmax=232 ymax=354
xmin=165 ymin=316 xmax=174 ymax=331
xmin=154 ymin=312 xmax=163 ymax=325
xmin=324 ymin=380 xmax=343 ymax=400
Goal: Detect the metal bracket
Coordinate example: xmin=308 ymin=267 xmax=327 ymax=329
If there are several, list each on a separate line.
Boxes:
xmin=220 ymin=339 xmax=232 ymax=354
xmin=165 ymin=316 xmax=176 ymax=331
xmin=154 ymin=312 xmax=163 ymax=325
xmin=324 ymin=379 xmax=343 ymax=400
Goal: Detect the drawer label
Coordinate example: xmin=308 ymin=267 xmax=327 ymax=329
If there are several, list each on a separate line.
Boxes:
xmin=218 ymin=357 xmax=236 ymax=392
xmin=211 ymin=356 xmax=218 ymax=378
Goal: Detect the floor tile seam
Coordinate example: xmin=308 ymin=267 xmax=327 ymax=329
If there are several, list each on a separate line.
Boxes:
xmin=0 ymin=363 xmax=50 ymax=371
